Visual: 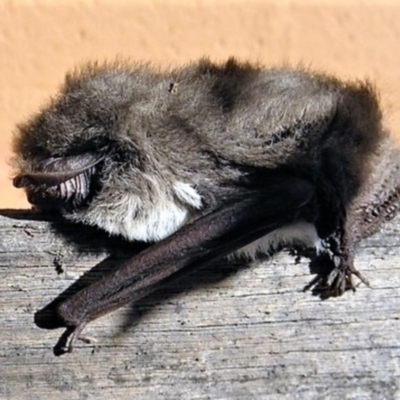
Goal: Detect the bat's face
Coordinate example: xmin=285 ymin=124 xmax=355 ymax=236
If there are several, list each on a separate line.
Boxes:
xmin=12 ymin=65 xmax=203 ymax=242
xmin=13 ymin=66 xmax=136 ymax=211
xmin=13 ymin=151 xmax=104 ymax=211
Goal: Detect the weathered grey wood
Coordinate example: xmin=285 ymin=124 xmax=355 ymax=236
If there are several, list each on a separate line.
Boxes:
xmin=1 ymin=210 xmax=400 ymax=400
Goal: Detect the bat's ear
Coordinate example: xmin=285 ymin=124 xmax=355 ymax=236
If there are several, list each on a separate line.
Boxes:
xmin=13 ymin=152 xmax=104 ymax=188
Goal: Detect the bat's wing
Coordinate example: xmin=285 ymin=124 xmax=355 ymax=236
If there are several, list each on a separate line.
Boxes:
xmin=347 ymin=137 xmax=400 ymax=244
xmin=56 ymin=173 xmax=315 ymax=352
xmin=303 ymin=137 xmax=400 ymax=298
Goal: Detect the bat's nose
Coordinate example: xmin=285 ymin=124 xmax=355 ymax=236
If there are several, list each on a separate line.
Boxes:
xmin=13 ymin=174 xmax=29 ymax=188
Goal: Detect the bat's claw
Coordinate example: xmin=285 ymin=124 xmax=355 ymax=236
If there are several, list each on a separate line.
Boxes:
xmin=54 ymin=322 xmax=88 ymax=355
xmin=303 ymin=251 xmax=370 ymax=299
xmin=65 ymin=322 xmax=89 ymax=353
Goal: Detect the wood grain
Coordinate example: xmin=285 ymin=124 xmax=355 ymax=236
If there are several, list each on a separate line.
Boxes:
xmin=1 ymin=210 xmax=400 ymax=399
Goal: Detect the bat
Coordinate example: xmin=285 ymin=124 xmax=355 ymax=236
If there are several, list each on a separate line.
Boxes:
xmin=11 ymin=58 xmax=400 ymax=353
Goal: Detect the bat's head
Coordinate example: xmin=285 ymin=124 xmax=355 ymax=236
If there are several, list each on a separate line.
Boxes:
xmin=12 ymin=62 xmax=203 ymax=241
xmin=13 ymin=63 xmax=144 ymax=210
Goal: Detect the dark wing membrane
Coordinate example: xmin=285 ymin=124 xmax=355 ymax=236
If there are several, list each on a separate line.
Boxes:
xmin=56 ymin=174 xmax=315 ymax=351
xmin=347 ymin=137 xmax=400 ymax=244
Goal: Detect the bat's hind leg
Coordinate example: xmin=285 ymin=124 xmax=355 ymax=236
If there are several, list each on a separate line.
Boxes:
xmin=303 ymin=231 xmax=370 ymax=298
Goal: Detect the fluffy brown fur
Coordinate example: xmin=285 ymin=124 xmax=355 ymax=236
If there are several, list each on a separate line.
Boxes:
xmin=11 ymin=58 xmax=400 ymax=352
xmin=13 ymin=59 xmax=385 ymax=236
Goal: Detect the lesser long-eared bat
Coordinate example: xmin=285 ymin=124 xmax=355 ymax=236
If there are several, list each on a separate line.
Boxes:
xmin=12 ymin=58 xmax=400 ymax=353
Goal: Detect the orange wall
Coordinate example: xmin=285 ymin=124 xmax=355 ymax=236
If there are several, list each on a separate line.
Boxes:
xmin=1 ymin=0 xmax=400 ymax=208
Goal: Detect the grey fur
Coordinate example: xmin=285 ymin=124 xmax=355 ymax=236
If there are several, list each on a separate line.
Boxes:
xmin=11 ymin=58 xmax=400 ymax=352
xmin=13 ymin=59 xmax=384 ymax=234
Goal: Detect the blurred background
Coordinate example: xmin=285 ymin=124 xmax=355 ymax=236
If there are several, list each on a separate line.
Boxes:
xmin=1 ymin=0 xmax=400 ymax=208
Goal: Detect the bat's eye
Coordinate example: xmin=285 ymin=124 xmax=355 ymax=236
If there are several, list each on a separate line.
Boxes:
xmin=14 ymin=152 xmax=104 ymax=212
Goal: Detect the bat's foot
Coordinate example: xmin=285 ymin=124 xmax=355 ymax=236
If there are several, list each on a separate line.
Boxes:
xmin=303 ymin=251 xmax=370 ymax=299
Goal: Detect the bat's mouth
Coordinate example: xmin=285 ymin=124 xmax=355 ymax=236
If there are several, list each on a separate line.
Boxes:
xmin=13 ymin=152 xmax=104 ymax=211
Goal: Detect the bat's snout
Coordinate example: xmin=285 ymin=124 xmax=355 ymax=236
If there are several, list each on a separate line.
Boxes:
xmin=13 ymin=174 xmax=31 ymax=188
xmin=13 ymin=152 xmax=104 ymax=211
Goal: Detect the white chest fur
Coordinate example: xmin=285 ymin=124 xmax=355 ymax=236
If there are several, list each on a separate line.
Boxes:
xmin=70 ymin=180 xmax=320 ymax=256
xmin=69 ymin=181 xmax=202 ymax=242
xmin=233 ymin=221 xmax=321 ymax=260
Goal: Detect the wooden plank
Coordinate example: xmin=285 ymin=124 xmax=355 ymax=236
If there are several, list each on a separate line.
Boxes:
xmin=1 ymin=210 xmax=400 ymax=399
